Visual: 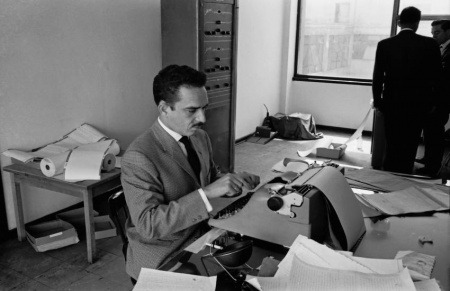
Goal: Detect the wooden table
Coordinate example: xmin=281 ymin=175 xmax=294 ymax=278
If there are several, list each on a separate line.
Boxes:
xmin=3 ymin=163 xmax=121 ymax=263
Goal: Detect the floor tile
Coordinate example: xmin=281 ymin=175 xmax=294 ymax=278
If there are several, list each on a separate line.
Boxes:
xmin=0 ymin=242 xmax=63 ymax=278
xmin=45 ymin=240 xmax=88 ymax=261
xmin=60 ymin=248 xmax=118 ymax=270
xmin=61 ymin=273 xmax=131 ymax=291
xmin=96 ymin=236 xmax=124 ymax=257
xmin=34 ymin=262 xmax=90 ymax=289
xmin=9 ymin=278 xmax=55 ymax=291
xmin=86 ymin=256 xmax=131 ymax=287
xmin=0 ymin=264 xmax=31 ymax=290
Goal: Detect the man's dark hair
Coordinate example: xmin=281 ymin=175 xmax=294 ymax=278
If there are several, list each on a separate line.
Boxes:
xmin=432 ymin=19 xmax=450 ymax=31
xmin=153 ymin=64 xmax=207 ymax=106
xmin=398 ymin=6 xmax=421 ymax=24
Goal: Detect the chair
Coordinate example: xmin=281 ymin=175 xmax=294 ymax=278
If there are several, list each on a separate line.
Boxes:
xmin=107 ymin=189 xmax=129 ymax=260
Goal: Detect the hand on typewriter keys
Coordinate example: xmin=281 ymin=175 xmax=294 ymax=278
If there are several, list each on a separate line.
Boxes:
xmin=203 ymin=171 xmax=260 ymax=199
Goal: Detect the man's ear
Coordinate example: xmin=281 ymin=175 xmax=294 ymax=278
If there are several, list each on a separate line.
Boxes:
xmin=158 ymin=101 xmax=171 ymax=115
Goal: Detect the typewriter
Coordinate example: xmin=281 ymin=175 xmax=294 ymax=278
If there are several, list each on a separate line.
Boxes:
xmin=209 ymin=164 xmax=365 ymax=250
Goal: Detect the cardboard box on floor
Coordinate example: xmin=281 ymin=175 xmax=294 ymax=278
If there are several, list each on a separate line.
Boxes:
xmin=56 ymin=208 xmax=116 ymax=240
xmin=316 ymin=143 xmax=347 ymax=159
xmin=26 ymin=219 xmax=79 ymax=252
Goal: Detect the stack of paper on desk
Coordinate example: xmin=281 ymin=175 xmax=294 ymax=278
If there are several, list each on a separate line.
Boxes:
xmin=2 ymin=123 xmax=120 ymax=181
xmin=133 ymin=268 xmax=216 ymax=291
xmin=253 ymin=235 xmax=431 ymax=291
xmin=356 ymin=186 xmax=449 ymax=216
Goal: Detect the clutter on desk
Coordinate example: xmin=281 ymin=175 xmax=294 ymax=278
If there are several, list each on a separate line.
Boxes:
xmin=25 ymin=219 xmax=79 ymax=252
xmin=251 ymin=234 xmax=438 ymax=291
xmin=133 ymin=267 xmax=217 ymax=291
xmin=355 ymin=185 xmax=449 ymax=217
xmin=2 ymin=123 xmax=120 ymax=181
xmin=395 ymin=251 xmax=436 ymax=281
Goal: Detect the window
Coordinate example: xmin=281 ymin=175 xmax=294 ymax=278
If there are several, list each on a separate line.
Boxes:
xmin=294 ymin=0 xmax=450 ymax=84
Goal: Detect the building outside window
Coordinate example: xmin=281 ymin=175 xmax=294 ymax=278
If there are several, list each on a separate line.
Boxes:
xmin=294 ymin=0 xmax=450 ymax=84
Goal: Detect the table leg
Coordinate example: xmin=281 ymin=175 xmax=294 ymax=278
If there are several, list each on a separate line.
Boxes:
xmin=83 ymin=189 xmax=96 ymax=263
xmin=11 ymin=181 xmax=26 ymax=241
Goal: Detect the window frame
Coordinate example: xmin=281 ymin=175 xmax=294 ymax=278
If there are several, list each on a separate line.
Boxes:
xmin=293 ymin=0 xmax=449 ymax=85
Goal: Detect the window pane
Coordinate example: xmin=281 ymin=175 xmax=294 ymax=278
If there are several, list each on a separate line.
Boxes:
xmin=296 ymin=0 xmax=394 ymax=80
xmin=395 ymin=20 xmax=437 ymax=37
xmin=399 ymin=0 xmax=450 ymax=15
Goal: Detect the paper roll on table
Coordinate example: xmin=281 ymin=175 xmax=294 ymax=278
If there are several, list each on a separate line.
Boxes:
xmin=40 ymin=151 xmax=71 ymax=177
xmin=106 ymin=140 xmax=120 ymax=156
xmin=102 ymin=153 xmax=116 ymax=172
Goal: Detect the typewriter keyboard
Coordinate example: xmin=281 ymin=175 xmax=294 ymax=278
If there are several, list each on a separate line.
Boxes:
xmin=213 ymin=192 xmax=254 ymax=220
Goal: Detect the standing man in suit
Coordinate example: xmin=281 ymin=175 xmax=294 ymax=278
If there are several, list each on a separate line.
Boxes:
xmin=121 ymin=64 xmax=260 ymax=281
xmin=416 ymin=20 xmax=450 ymax=177
xmin=372 ymin=6 xmax=443 ymax=174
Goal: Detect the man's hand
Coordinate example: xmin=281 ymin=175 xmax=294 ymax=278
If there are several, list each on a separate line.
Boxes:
xmin=203 ymin=172 xmax=260 ymax=199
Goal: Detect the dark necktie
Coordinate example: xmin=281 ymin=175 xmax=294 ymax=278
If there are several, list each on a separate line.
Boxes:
xmin=179 ymin=136 xmax=201 ymax=180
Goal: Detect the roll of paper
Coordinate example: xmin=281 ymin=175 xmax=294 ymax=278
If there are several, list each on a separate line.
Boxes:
xmin=102 ymin=153 xmax=116 ymax=172
xmin=40 ymin=151 xmax=71 ymax=177
xmin=106 ymin=140 xmax=120 ymax=156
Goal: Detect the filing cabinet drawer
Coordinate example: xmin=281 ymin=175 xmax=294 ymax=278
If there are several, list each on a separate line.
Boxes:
xmin=203 ymin=3 xmax=233 ymax=40
xmin=203 ymin=40 xmax=232 ymax=60
xmin=204 ymin=58 xmax=231 ymax=74
xmin=208 ymin=91 xmax=231 ymax=107
xmin=205 ymin=76 xmax=231 ymax=93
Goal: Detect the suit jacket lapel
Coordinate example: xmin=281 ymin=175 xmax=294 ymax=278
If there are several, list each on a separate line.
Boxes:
xmin=152 ymin=122 xmax=201 ymax=185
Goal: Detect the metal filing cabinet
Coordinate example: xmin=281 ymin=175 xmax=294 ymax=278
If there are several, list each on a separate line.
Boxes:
xmin=161 ymin=0 xmax=238 ymax=172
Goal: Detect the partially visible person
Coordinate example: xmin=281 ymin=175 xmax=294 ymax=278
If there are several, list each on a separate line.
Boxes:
xmin=416 ymin=20 xmax=450 ymax=177
xmin=372 ymin=6 xmax=443 ymax=174
xmin=121 ymin=64 xmax=260 ymax=281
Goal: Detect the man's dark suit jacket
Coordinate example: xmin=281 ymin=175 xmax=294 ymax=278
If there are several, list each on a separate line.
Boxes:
xmin=372 ymin=29 xmax=442 ymax=112
xmin=372 ymin=29 xmax=442 ymax=173
xmin=442 ymin=43 xmax=450 ymax=102
xmin=121 ymin=121 xmax=221 ymax=279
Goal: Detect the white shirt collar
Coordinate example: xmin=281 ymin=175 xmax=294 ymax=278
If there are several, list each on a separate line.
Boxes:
xmin=158 ymin=117 xmax=183 ymax=141
xmin=441 ymin=38 xmax=450 ymax=52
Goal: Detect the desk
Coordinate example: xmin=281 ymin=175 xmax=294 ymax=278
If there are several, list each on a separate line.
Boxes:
xmin=171 ymin=211 xmax=449 ymax=290
xmin=356 ymin=213 xmax=449 ymax=290
xmin=3 ymin=163 xmax=121 ymax=263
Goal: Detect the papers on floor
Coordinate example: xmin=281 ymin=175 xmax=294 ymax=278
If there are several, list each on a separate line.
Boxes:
xmin=355 ymin=185 xmax=449 ymax=216
xmin=133 ymin=268 xmax=216 ymax=291
xmin=2 ymin=123 xmax=120 ymax=181
xmin=295 ymin=107 xmax=373 ymax=158
xmin=252 ymin=235 xmax=418 ymax=291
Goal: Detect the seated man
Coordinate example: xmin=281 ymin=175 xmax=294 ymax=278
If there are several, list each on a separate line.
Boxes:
xmin=121 ymin=64 xmax=260 ymax=281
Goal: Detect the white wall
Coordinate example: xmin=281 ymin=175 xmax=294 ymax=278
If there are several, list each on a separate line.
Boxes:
xmin=0 ymin=0 xmax=161 ymax=229
xmin=288 ymin=82 xmax=374 ymax=130
xmin=234 ymin=0 xmax=287 ymax=139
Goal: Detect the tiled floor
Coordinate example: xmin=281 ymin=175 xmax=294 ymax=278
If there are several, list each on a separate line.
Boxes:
xmin=0 ymin=235 xmax=134 ymax=290
xmin=0 ymin=128 xmax=420 ymax=290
